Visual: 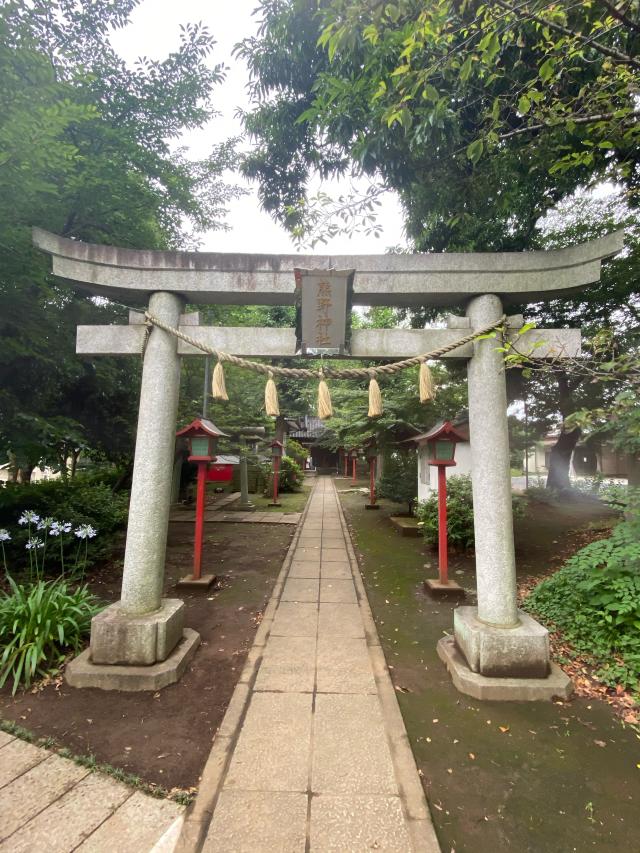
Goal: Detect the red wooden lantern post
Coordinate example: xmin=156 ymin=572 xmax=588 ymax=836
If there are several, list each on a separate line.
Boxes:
xmin=365 ymin=441 xmax=380 ymax=510
xmin=423 ymin=422 xmax=466 ymax=598
xmin=350 ymin=448 xmax=358 ymax=484
xmin=175 ymin=418 xmax=226 ymax=588
xmin=270 ymin=439 xmax=284 ymax=506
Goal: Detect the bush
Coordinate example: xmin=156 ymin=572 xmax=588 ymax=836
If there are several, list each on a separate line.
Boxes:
xmin=416 ymin=474 xmax=525 ymax=550
xmin=263 ymin=456 xmax=303 ymax=495
xmin=376 ymin=452 xmax=418 ymax=514
xmin=0 ymin=473 xmax=129 ymax=576
xmin=285 ymin=439 xmax=307 ymax=468
xmin=524 ymin=506 xmax=640 ymax=692
xmin=0 ymin=576 xmax=102 ymax=694
xmin=277 ymin=456 xmax=304 ymax=493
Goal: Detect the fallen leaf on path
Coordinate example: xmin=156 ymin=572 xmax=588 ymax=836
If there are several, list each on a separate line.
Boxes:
xmin=499 ymin=726 xmax=510 ymax=733
xmin=593 ymin=740 xmax=606 ymax=748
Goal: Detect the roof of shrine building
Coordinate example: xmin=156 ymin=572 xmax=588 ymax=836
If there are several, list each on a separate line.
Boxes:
xmin=33 ymin=228 xmax=624 ymax=309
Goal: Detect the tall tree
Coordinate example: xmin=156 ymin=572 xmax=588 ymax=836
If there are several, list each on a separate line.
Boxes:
xmin=0 ymin=0 xmax=243 ymax=476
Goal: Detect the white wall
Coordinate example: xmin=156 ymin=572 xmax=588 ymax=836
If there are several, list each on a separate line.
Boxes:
xmin=417 ymin=442 xmax=472 ymax=502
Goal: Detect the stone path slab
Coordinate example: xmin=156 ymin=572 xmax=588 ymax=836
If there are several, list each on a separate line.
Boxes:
xmin=185 ymin=477 xmax=439 ymax=852
xmin=0 ymin=735 xmax=184 ymax=852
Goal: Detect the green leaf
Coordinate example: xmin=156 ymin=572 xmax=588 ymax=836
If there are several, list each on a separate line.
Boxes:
xmin=518 ymin=94 xmax=531 ymax=115
xmin=539 ymin=58 xmax=555 ymax=82
xmin=466 ymin=138 xmax=484 ymax=164
xmin=459 ymin=55 xmax=473 ymax=82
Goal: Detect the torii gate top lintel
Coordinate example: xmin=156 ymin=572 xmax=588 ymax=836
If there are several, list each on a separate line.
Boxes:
xmin=32 ymin=227 xmax=623 ymax=308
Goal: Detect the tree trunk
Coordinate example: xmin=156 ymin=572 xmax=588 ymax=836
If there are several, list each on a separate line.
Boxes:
xmin=69 ymin=448 xmax=80 ymax=479
xmin=7 ymin=452 xmax=19 ymax=483
xmin=18 ymin=464 xmax=35 ymax=485
xmin=546 ymin=428 xmax=581 ymax=491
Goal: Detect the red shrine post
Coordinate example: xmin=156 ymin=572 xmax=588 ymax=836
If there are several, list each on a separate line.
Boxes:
xmin=349 ymin=448 xmax=359 ymax=484
xmin=270 ymin=439 xmax=284 ymax=506
xmin=423 ymin=422 xmax=466 ymax=598
xmin=365 ymin=441 xmax=380 ymax=510
xmin=175 ymin=418 xmax=226 ymax=589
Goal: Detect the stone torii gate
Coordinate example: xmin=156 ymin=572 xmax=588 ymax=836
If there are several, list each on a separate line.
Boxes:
xmin=33 ymin=227 xmax=623 ymax=697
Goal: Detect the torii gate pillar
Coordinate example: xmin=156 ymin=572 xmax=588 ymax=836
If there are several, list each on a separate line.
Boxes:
xmin=446 ymin=294 xmax=553 ymax=689
xmin=68 ymin=291 xmax=201 ymax=690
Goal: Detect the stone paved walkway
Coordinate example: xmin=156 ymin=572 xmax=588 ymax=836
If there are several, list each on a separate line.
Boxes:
xmin=0 ymin=732 xmax=184 ymax=852
xmin=182 ymin=477 xmax=439 ymax=852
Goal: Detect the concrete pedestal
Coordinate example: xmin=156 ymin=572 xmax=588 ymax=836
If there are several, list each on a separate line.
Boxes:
xmin=424 ymin=578 xmax=465 ymax=598
xmin=66 ymin=629 xmax=200 ymax=692
xmin=176 ymin=574 xmax=216 ymax=589
xmin=437 ymin=636 xmax=572 ymax=701
xmin=90 ymin=599 xmax=185 ymax=666
xmin=454 ymin=606 xmax=550 ymax=677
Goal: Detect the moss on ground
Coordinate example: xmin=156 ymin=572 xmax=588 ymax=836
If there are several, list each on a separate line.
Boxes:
xmin=244 ymin=480 xmax=312 ymax=513
xmin=340 ymin=487 xmax=639 ymax=853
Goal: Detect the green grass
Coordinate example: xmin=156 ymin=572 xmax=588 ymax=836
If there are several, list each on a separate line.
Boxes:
xmin=247 ymin=481 xmax=312 ymax=513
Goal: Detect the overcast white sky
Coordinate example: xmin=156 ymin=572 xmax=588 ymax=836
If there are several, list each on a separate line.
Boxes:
xmin=109 ymin=0 xmax=405 ymax=254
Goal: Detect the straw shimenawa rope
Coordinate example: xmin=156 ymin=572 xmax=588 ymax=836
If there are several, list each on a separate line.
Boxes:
xmin=143 ymin=312 xmax=506 ymax=381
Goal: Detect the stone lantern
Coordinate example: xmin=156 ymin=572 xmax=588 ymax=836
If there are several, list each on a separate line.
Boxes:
xmin=423 ymin=421 xmax=466 ymax=598
xmin=175 ymin=418 xmax=227 ymax=588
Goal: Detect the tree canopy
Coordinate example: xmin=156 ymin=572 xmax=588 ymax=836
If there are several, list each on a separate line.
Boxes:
xmin=0 ymin=0 xmax=243 ymax=476
xmin=238 ymin=0 xmax=639 ymax=251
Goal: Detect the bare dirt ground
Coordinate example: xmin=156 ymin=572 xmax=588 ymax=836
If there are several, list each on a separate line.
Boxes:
xmin=0 ymin=520 xmax=296 ymax=794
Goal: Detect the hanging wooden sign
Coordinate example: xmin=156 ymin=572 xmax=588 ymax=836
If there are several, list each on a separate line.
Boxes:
xmin=296 ymin=268 xmax=353 ymax=355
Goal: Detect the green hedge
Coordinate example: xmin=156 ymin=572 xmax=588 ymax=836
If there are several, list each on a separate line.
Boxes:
xmin=416 ymin=474 xmax=524 ymax=550
xmin=524 ymin=506 xmax=640 ymax=693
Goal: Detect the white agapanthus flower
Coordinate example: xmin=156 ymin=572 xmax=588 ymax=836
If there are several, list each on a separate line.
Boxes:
xmin=74 ymin=524 xmax=97 ymax=540
xmin=0 ymin=529 xmax=11 ymax=542
xmin=18 ymin=510 xmax=40 ymax=526
xmin=49 ymin=520 xmax=71 ymax=537
xmin=37 ymin=517 xmax=55 ymax=531
xmin=25 ymin=537 xmax=44 ymax=550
